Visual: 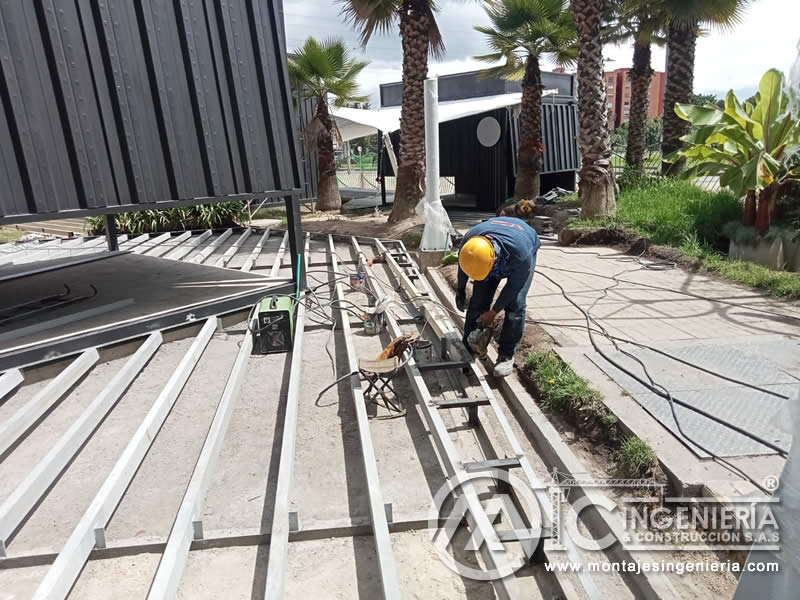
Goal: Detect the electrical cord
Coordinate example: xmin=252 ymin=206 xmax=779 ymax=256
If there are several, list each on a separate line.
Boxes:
xmin=535 ymin=268 xmax=786 ymax=494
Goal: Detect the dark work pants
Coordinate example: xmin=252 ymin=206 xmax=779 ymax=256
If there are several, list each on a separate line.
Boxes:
xmin=462 ymin=266 xmax=535 ymax=358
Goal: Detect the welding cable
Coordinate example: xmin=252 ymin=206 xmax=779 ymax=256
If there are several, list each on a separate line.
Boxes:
xmin=534 ymin=272 xmax=778 ymax=493
xmin=536 ymin=269 xmax=789 ymax=458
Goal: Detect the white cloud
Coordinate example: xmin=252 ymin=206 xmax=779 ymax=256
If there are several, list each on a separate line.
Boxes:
xmin=285 ymin=0 xmax=800 ymax=105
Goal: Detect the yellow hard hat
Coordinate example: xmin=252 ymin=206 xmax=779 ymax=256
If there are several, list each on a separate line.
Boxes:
xmin=459 ymin=236 xmax=495 ymax=281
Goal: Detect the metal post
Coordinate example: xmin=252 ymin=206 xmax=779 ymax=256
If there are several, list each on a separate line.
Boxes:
xmin=284 ymin=193 xmax=305 ymax=291
xmin=378 ymin=130 xmax=387 ymax=207
xmin=105 ymin=215 xmax=119 ymax=251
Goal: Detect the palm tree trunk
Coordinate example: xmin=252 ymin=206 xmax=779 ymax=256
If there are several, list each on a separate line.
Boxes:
xmin=389 ymin=0 xmax=429 ymax=224
xmin=315 ymin=98 xmax=341 ymax=211
xmin=661 ymin=20 xmax=697 ymax=174
xmin=571 ymin=0 xmax=616 ymax=218
xmin=625 ymin=40 xmax=653 ymax=171
xmin=515 ymin=55 xmax=543 ymax=201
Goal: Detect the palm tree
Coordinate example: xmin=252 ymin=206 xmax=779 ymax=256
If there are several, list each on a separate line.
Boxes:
xmin=288 ymin=38 xmax=369 ymax=211
xmin=571 ymin=0 xmax=616 ymax=217
xmin=340 ymin=0 xmax=448 ymax=223
xmin=474 ymin=0 xmax=577 ymax=200
xmin=604 ymin=1 xmax=665 ymax=171
xmin=660 ymin=0 xmax=749 ymax=174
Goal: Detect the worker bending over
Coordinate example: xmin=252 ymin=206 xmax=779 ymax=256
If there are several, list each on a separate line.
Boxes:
xmin=456 ymin=217 xmax=541 ymax=377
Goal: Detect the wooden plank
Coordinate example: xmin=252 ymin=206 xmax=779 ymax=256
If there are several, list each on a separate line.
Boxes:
xmin=213 ymin=228 xmax=252 ymax=267
xmin=31 ymin=319 xmax=216 ymax=600
xmin=327 ymin=236 xmax=401 ymax=599
xmin=0 ymin=334 xmax=162 ymax=557
xmin=241 ymin=229 xmax=270 ymax=272
xmin=0 ymin=350 xmax=98 ymax=459
xmin=147 ymin=321 xmax=253 ymax=598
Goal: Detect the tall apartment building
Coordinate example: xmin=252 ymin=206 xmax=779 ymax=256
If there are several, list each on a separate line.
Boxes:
xmin=604 ymin=68 xmax=666 ymax=129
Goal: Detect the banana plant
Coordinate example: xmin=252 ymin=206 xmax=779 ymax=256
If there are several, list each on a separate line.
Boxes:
xmin=666 ymin=69 xmax=800 ymax=235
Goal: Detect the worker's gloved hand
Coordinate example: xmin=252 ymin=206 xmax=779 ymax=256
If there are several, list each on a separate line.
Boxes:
xmin=477 ymin=310 xmax=498 ymax=327
xmin=455 ymin=288 xmax=467 ymax=312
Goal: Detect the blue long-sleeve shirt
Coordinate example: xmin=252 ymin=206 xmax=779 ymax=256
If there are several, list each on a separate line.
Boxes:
xmin=457 ymin=217 xmax=541 ymax=313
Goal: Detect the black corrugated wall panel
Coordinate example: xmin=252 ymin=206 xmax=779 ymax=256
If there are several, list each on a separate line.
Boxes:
xmin=0 ymin=0 xmax=302 ymax=225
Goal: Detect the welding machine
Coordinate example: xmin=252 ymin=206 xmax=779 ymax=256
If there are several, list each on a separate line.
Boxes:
xmin=253 ymin=296 xmax=295 ymax=354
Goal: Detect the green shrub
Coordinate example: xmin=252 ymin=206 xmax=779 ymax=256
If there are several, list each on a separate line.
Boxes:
xmin=614 ymin=178 xmax=740 ymax=249
xmin=87 ymin=202 xmax=249 ymax=235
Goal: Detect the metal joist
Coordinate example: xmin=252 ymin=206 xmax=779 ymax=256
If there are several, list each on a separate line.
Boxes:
xmin=353 ymin=237 xmax=521 ymax=600
xmin=241 ymin=229 xmax=270 ymax=272
xmin=213 ymin=228 xmax=252 ymax=267
xmin=133 ymin=232 xmax=171 ymax=255
xmin=0 ymin=350 xmax=98 ymax=459
xmin=327 ymin=235 xmax=401 ymax=600
xmin=0 ymin=368 xmax=23 ymax=401
xmin=165 ymin=230 xmax=212 ymax=261
xmin=378 ymin=239 xmax=601 ymax=600
xmin=146 ymin=232 xmax=192 ymax=259
xmin=32 ymin=319 xmax=217 ymax=600
xmin=0 ymin=334 xmax=162 ymax=558
xmin=147 ymin=319 xmax=255 ymax=599
xmin=263 ymin=236 xmax=309 ymax=600
xmin=269 ymin=231 xmax=289 ymax=278
xmin=190 ymin=229 xmax=232 ymax=264
xmin=120 ymin=233 xmax=151 ymax=252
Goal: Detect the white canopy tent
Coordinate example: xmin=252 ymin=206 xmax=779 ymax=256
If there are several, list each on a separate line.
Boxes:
xmin=332 ymin=92 xmax=536 ymax=142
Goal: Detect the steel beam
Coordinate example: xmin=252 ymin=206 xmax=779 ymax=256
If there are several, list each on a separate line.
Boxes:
xmin=147 ymin=320 xmax=254 ymax=599
xmin=327 ymin=235 xmax=401 ymax=600
xmin=31 ymin=319 xmax=217 ymax=600
xmin=0 ymin=350 xmax=98 ymax=459
xmin=390 ymin=241 xmax=602 ymax=600
xmin=213 ymin=228 xmax=252 ymax=267
xmin=165 ymin=230 xmax=212 ymax=261
xmin=354 ymin=237 xmax=521 ymax=600
xmin=119 ymin=233 xmax=151 ymax=252
xmin=133 ymin=232 xmax=171 ymax=255
xmin=0 ymin=334 xmax=162 ymax=557
xmin=147 ymin=231 xmax=191 ymax=258
xmin=263 ymin=237 xmax=309 ymax=600
xmin=104 ymin=216 xmax=119 ymax=251
xmin=0 ymin=369 xmax=23 ymax=401
xmin=241 ymin=229 xmax=270 ymax=272
xmin=269 ymin=231 xmax=289 ymax=278
xmin=190 ymin=229 xmax=232 ymax=264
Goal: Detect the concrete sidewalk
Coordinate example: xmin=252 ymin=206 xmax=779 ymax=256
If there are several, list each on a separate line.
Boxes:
xmin=528 ymin=243 xmax=800 ymax=498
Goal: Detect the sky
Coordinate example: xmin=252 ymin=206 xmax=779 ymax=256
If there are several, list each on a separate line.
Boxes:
xmin=282 ymin=0 xmax=800 ymax=107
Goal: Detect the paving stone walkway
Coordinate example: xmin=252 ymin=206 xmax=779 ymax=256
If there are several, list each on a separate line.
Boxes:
xmin=526 ymin=243 xmax=800 ymax=496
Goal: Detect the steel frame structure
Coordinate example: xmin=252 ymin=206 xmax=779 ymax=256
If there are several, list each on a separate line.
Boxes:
xmin=360 ymin=236 xmax=604 ymax=600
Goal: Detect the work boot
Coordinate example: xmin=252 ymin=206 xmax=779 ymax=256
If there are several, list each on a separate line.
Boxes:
xmin=493 ymin=355 xmax=514 ymax=378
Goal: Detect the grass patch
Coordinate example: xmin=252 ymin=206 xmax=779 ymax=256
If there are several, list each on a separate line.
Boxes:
xmin=252 ymin=207 xmax=287 ymax=222
xmin=681 ymin=241 xmax=800 ymax=297
xmin=524 ymin=350 xmax=602 ymax=412
xmin=612 ymin=178 xmax=740 ymax=249
xmin=619 ymin=437 xmax=658 ymax=478
xmin=568 ymin=177 xmax=800 ymax=298
xmin=0 ymin=228 xmax=23 ymax=243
